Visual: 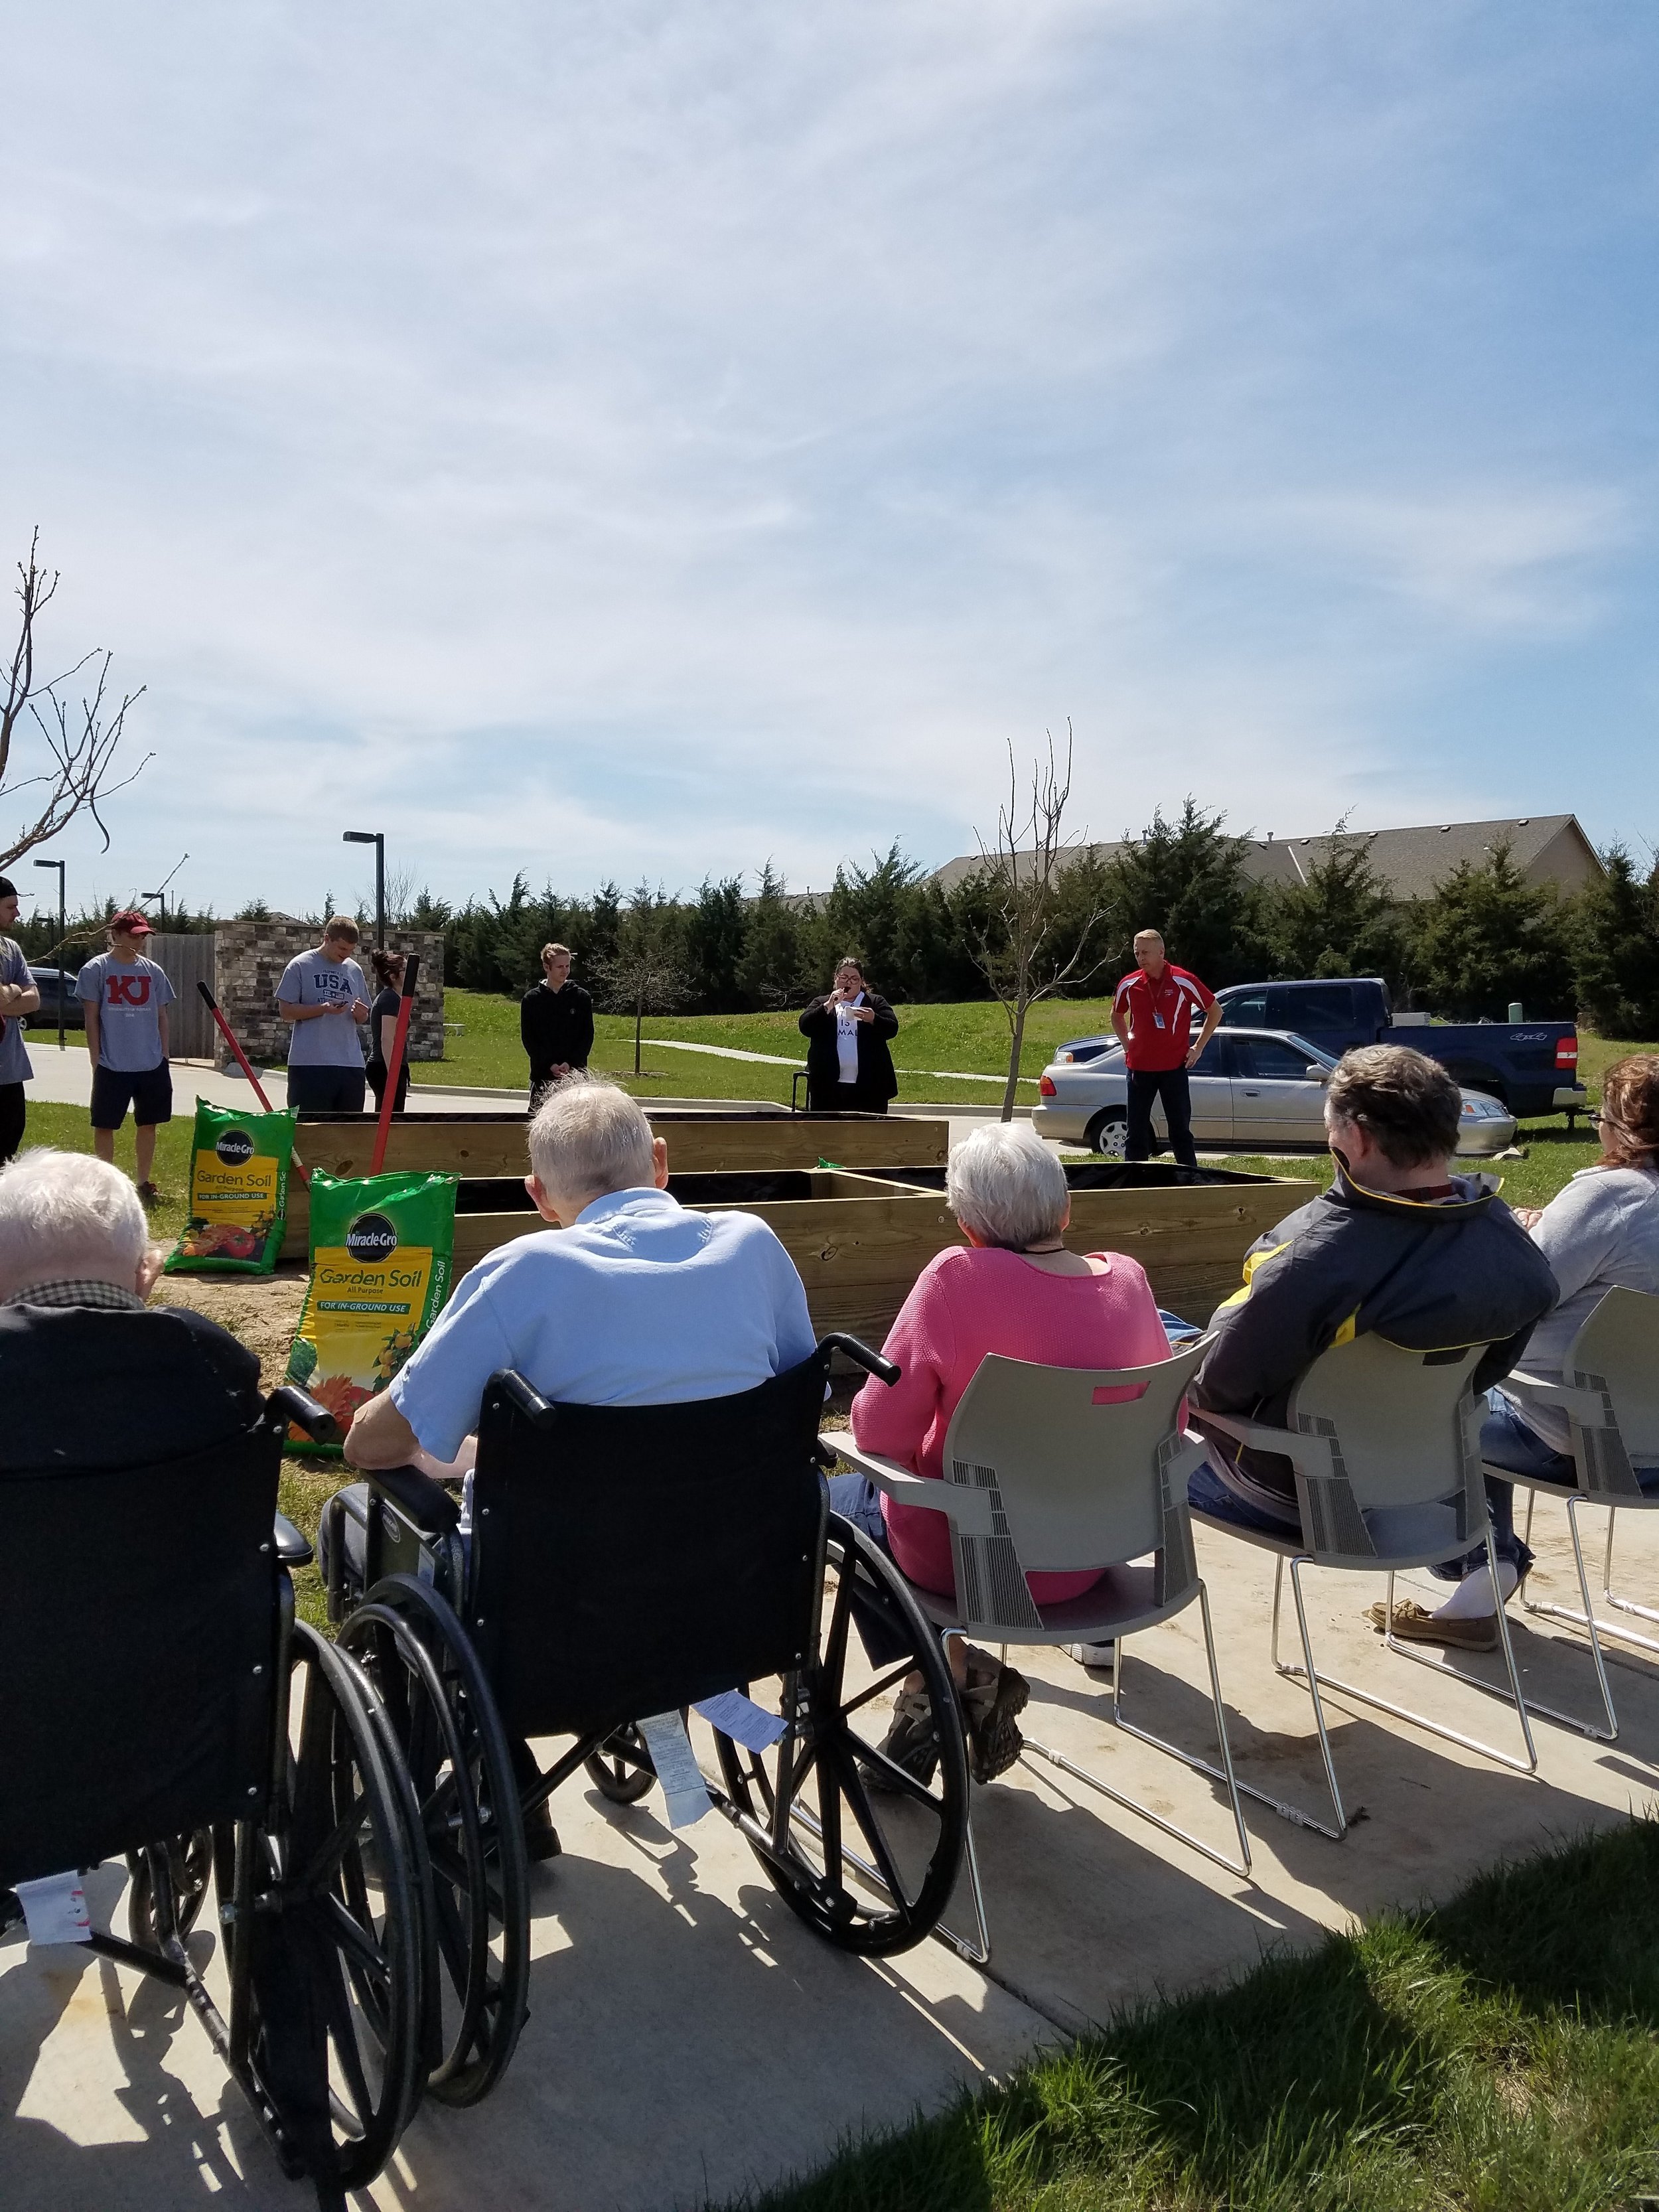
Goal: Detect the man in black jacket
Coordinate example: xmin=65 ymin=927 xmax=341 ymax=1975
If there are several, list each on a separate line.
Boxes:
xmin=1189 ymin=1045 xmax=1557 ymax=1639
xmin=798 ymin=958 xmax=899 ymax=1112
xmin=521 ymin=944 xmax=594 ymax=1107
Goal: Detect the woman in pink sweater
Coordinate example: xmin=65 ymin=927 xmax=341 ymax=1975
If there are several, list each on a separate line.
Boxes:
xmin=835 ymin=1121 xmax=1174 ymax=1783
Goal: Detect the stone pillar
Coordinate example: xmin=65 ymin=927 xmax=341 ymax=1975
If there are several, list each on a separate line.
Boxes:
xmin=211 ymin=920 xmax=447 ymax=1070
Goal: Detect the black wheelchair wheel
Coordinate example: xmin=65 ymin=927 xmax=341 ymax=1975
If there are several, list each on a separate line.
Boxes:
xmin=127 ymin=1829 xmax=214 ymax=1951
xmin=585 ymin=1724 xmax=656 ymax=1805
xmin=712 ymin=1516 xmax=969 ymax=1957
xmin=342 ymin=1573 xmax=530 ymax=2108
xmin=223 ymin=1621 xmax=427 ymax=2195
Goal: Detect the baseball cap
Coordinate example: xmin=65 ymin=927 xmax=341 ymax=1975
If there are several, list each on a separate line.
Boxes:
xmin=108 ymin=909 xmax=154 ymax=936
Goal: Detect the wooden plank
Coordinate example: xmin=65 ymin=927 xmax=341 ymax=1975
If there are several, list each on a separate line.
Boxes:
xmin=438 ymin=1179 xmax=1299 ymax=1341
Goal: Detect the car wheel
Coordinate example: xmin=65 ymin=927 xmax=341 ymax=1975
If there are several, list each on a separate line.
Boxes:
xmin=1086 ymin=1109 xmax=1128 ymax=1160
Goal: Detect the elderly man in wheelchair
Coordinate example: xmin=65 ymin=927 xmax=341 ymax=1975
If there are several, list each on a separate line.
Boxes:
xmin=322 ymin=1080 xmax=972 ymax=2106
xmin=0 ymin=1149 xmax=431 ymax=2208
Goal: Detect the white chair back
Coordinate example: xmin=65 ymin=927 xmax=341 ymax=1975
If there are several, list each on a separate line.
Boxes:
xmin=938 ymin=1338 xmax=1209 ymax=1638
xmin=1281 ymin=1333 xmax=1487 ymax=1566
xmin=1566 ymin=1287 xmax=1659 ymax=1497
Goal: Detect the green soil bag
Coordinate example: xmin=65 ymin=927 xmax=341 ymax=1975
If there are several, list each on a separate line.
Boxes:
xmin=164 ymin=1100 xmax=297 ymax=1275
xmin=283 ymin=1169 xmax=459 ymax=1452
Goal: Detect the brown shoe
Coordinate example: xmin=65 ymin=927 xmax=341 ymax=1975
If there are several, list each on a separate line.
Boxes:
xmin=1366 ymin=1599 xmax=1498 ymax=1653
xmin=961 ymin=1658 xmax=1030 ymax=1784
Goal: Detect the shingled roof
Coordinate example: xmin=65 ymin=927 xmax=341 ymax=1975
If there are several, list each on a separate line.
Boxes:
xmin=927 ymin=814 xmax=1603 ymax=903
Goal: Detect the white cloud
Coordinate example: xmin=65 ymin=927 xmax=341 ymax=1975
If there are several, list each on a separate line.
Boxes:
xmin=1 ymin=0 xmax=1653 ymax=916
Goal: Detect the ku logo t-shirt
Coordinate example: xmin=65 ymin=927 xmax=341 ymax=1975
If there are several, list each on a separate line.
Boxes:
xmin=277 ymin=950 xmax=370 ymax=1068
xmin=77 ymin=953 xmax=176 ymax=1071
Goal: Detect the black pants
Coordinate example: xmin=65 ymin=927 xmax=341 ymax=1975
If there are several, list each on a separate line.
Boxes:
xmin=366 ymin=1061 xmax=409 ymax=1116
xmin=287 ymin=1065 xmax=367 ymax=1114
xmin=1125 ymin=1067 xmax=1196 ymax=1167
xmin=0 ymin=1082 xmax=24 ymax=1164
xmin=807 ymin=1082 xmax=887 ymax=1114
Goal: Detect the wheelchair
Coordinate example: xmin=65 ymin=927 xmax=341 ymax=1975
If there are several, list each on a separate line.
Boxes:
xmin=321 ymin=1334 xmax=971 ymax=2103
xmin=0 ymin=1384 xmax=432 ymax=2212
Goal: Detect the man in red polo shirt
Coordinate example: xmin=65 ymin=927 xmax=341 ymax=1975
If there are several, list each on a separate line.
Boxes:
xmin=1110 ymin=928 xmax=1220 ymax=1167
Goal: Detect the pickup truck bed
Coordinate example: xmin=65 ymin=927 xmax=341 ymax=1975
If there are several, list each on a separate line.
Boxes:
xmin=1211 ymin=978 xmax=1582 ymax=1120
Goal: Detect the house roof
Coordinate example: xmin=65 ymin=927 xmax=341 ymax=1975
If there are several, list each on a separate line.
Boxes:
xmin=928 ymin=814 xmax=1602 ymax=903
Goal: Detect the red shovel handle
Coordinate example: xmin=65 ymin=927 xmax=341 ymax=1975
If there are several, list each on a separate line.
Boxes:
xmin=369 ymin=955 xmax=419 ymax=1177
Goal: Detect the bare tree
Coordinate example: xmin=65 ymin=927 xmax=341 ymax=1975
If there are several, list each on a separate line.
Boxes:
xmin=595 ymin=902 xmax=691 ymax=1077
xmin=974 ymin=725 xmax=1110 ymax=1120
xmin=1 ymin=530 xmax=150 ymax=871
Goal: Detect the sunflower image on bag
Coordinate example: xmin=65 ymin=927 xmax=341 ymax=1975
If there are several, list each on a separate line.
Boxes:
xmin=165 ymin=1100 xmax=297 ymax=1274
xmin=285 ymin=1169 xmax=459 ymax=1450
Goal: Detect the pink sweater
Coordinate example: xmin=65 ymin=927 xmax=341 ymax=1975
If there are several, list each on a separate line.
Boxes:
xmin=847 ymin=1244 xmax=1173 ymax=1601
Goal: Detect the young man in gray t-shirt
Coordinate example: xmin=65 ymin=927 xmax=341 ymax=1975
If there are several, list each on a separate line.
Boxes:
xmin=77 ymin=909 xmax=177 ymax=1202
xmin=0 ymin=875 xmax=41 ymax=1165
xmin=277 ymin=915 xmax=372 ymax=1114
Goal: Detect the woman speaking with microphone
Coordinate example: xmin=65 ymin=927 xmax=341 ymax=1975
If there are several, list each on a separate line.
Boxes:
xmin=799 ymin=957 xmax=899 ymax=1113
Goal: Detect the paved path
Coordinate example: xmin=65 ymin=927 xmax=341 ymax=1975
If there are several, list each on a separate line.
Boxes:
xmin=21 ymin=1046 xmax=522 ymax=1117
xmin=6 ymin=1503 xmax=1658 ymax=2209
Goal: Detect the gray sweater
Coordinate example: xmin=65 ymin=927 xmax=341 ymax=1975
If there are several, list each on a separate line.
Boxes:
xmin=1502 ymin=1163 xmax=1659 ymax=1458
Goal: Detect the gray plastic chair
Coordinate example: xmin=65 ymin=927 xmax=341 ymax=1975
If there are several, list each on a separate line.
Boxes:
xmin=1494 ymin=1286 xmax=1659 ymax=1741
xmin=1190 ymin=1332 xmax=1537 ymax=1840
xmin=829 ymin=1334 xmax=1251 ymax=1967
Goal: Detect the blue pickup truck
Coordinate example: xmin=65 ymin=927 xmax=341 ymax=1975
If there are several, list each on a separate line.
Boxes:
xmin=1210 ymin=978 xmax=1583 ymax=1120
xmin=1056 ymin=976 xmax=1584 ymax=1120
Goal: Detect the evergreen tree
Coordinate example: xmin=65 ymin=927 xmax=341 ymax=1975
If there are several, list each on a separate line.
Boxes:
xmin=684 ymin=875 xmax=747 ymax=1013
xmin=1409 ymin=840 xmax=1577 ymax=1021
xmin=735 ymin=862 xmax=808 ymax=1008
xmin=1265 ymin=824 xmax=1407 ymax=991
xmin=1575 ymin=844 xmax=1659 ymax=1038
xmin=1098 ymin=800 xmax=1271 ymax=988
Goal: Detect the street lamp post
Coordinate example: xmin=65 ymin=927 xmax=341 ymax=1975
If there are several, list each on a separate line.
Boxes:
xmin=342 ymin=830 xmax=386 ymax=953
xmin=33 ymin=857 xmax=66 ymax=1050
xmin=141 ymin=890 xmax=166 ymax=928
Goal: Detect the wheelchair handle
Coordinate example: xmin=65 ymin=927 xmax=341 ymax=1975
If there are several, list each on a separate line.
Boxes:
xmin=485 ymin=1367 xmax=557 ymax=1427
xmin=270 ymin=1383 xmax=340 ymax=1443
xmin=818 ymin=1333 xmax=901 ymax=1388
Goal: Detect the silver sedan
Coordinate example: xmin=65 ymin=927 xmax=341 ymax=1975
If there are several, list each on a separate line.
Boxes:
xmin=1031 ymin=1028 xmax=1518 ymax=1158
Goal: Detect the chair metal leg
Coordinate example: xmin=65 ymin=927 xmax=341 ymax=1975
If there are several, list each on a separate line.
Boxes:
xmin=1304 ymin=1559 xmax=1539 ymax=1778
xmin=1021 ymin=1581 xmax=1254 ymax=1880
xmin=1599 ymin=1505 xmax=1659 ymax=1653
xmin=1401 ymin=1497 xmax=1619 ymax=1742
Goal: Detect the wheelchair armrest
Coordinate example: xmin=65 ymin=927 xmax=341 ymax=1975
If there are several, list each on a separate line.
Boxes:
xmin=820 ymin=1432 xmax=997 ymax=1536
xmin=272 ymin=1511 xmax=313 ymax=1566
xmin=360 ymin=1462 xmax=463 ymax=1533
xmin=269 ymin=1384 xmax=340 ymax=1444
xmin=818 ymin=1334 xmax=901 ymax=1387
xmin=481 ymin=1367 xmax=557 ymax=1428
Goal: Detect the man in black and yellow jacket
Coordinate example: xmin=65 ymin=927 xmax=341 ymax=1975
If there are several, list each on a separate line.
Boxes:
xmin=1189 ymin=1046 xmax=1557 ymax=1641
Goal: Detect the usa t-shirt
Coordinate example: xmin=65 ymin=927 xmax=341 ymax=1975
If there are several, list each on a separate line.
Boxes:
xmin=77 ymin=953 xmax=175 ymax=1071
xmin=277 ymin=950 xmax=370 ymax=1067
xmin=0 ymin=939 xmax=33 ymax=1084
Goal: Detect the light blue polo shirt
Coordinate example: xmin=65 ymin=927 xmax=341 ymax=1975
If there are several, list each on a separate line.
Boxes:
xmin=389 ymin=1187 xmax=818 ymax=1462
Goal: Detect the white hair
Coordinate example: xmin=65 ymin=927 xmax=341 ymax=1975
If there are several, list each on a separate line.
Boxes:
xmin=946 ymin=1122 xmax=1069 ymax=1251
xmin=0 ymin=1148 xmax=149 ymax=1295
xmin=528 ymin=1077 xmax=654 ymax=1199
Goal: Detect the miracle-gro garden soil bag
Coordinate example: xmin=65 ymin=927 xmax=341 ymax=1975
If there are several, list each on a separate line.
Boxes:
xmin=284 ymin=1169 xmax=459 ymax=1451
xmin=165 ymin=1100 xmax=298 ymax=1275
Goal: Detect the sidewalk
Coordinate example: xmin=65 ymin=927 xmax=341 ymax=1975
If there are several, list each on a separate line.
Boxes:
xmin=22 ymin=1046 xmax=526 ymax=1118
xmin=5 ymin=1501 xmax=1657 ymax=2209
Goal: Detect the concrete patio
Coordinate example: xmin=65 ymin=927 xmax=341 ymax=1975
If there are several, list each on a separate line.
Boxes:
xmin=6 ymin=1497 xmax=1658 ymax=2211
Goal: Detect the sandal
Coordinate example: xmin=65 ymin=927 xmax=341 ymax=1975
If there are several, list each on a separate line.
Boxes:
xmin=960 ymin=1655 xmax=1029 ymax=1784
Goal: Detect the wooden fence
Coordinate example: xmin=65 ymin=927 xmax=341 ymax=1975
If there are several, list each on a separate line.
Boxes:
xmin=146 ymin=933 xmax=216 ymax=1058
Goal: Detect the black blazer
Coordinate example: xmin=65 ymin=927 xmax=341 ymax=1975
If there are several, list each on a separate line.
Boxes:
xmin=798 ymin=992 xmax=899 ymax=1110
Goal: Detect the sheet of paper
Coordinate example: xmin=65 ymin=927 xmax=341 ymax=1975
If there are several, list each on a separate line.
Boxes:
xmin=693 ymin=1689 xmax=788 ymax=1753
xmin=16 ymin=1873 xmax=92 ymax=1947
xmin=638 ymin=1711 xmax=712 ymax=1828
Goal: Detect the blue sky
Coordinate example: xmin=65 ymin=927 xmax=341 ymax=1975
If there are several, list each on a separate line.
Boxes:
xmin=2 ymin=1 xmax=1655 ymax=921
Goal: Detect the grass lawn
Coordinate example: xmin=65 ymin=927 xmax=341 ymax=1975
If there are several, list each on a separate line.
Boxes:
xmin=412 ymin=990 xmax=1118 ymax=1104
xmin=723 ymin=1818 xmax=1659 ymax=2212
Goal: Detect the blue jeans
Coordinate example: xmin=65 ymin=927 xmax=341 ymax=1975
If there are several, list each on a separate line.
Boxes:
xmin=1429 ymin=1392 xmax=1572 ymax=1584
xmin=827 ymin=1473 xmax=918 ymax=1668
